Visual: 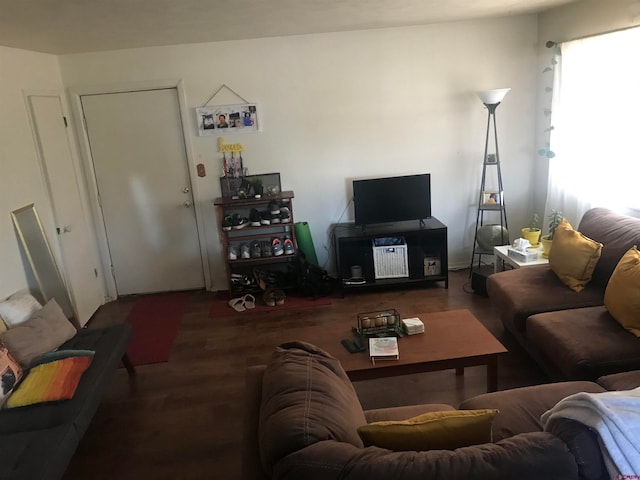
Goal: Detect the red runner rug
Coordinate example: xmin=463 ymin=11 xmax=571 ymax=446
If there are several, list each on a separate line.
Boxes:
xmin=209 ymin=291 xmax=331 ymax=318
xmin=124 ymin=292 xmax=191 ymax=366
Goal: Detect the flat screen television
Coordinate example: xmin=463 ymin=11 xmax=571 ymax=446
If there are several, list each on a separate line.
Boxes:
xmin=353 ymin=173 xmax=431 ymax=226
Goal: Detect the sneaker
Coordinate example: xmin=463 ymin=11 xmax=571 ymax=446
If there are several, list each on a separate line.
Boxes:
xmin=271 ymin=213 xmax=281 ymax=224
xmin=274 ymin=289 xmax=286 ymax=306
xmin=250 ymin=241 xmax=261 ymax=258
xmin=261 ymin=241 xmax=272 ymax=257
xmin=260 ymin=211 xmax=271 ymax=225
xmin=279 ymin=206 xmax=291 ymax=223
xmin=268 ymin=201 xmax=280 ymax=215
xmin=228 ymin=245 xmax=238 ymax=260
xmin=249 ymin=208 xmax=261 ymax=227
xmin=283 ymin=235 xmax=294 ymax=255
xmin=222 ymin=215 xmax=233 ymax=231
xmin=272 ymin=237 xmax=284 ymax=256
xmin=240 ymin=243 xmax=250 ymax=259
xmin=231 ymin=213 xmax=249 ymax=230
xmin=263 ymin=290 xmax=276 ymax=307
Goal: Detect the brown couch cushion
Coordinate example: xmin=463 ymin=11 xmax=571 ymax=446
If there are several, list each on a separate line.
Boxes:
xmin=486 ymin=266 xmax=603 ymax=333
xmin=259 ymin=341 xmax=367 ymax=476
xmin=458 ymin=381 xmax=604 ymax=441
xmin=578 ymin=207 xmax=640 ymax=288
xmin=527 ymin=306 xmax=640 ymax=380
xmin=597 ymin=370 xmax=640 ymax=391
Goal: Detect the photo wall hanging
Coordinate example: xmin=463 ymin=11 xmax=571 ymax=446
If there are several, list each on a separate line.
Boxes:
xmin=196 ymin=84 xmax=260 ymax=136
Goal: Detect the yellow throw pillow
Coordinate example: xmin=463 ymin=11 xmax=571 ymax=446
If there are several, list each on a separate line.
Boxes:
xmin=357 ymin=409 xmax=497 ymax=451
xmin=605 ymin=246 xmax=640 ymax=336
xmin=549 ymin=218 xmax=603 ymax=292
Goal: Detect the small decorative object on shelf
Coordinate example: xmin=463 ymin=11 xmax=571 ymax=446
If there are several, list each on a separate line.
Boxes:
xmin=355 ymin=309 xmax=402 ymax=337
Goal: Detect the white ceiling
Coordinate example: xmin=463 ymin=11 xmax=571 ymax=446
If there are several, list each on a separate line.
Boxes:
xmin=0 ymin=0 xmax=579 ymax=55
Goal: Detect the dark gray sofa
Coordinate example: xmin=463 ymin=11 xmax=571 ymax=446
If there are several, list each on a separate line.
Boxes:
xmin=0 ymin=323 xmax=133 ymax=480
xmin=487 ymin=207 xmax=640 ymax=381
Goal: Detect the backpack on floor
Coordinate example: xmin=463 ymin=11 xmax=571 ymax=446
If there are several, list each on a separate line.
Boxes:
xmin=292 ymin=252 xmax=336 ymax=298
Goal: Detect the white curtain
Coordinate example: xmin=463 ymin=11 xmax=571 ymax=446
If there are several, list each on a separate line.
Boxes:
xmin=545 ymin=27 xmax=640 ymax=225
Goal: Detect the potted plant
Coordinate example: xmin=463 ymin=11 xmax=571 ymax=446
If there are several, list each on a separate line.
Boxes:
xmin=521 ymin=213 xmax=541 ymax=247
xmin=541 ymin=210 xmax=563 ymax=258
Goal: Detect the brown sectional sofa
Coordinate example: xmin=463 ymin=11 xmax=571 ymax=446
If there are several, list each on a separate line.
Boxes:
xmin=243 ymin=342 xmax=612 ymax=480
xmin=487 ymin=207 xmax=640 ymax=381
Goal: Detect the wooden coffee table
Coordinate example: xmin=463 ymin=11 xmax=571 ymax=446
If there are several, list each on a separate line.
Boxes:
xmin=310 ymin=309 xmax=507 ymax=392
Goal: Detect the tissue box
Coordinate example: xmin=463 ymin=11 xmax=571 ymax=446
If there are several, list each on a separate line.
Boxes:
xmin=507 ymin=247 xmax=539 ymax=263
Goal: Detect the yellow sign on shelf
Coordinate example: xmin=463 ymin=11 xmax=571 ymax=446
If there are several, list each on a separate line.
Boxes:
xmin=218 ymin=137 xmax=244 ymax=153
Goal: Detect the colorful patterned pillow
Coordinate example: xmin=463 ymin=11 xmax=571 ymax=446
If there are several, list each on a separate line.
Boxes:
xmin=0 ymin=343 xmax=22 ymax=406
xmin=4 ymin=351 xmax=94 ymax=409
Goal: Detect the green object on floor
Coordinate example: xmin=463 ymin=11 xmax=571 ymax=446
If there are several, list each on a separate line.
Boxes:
xmin=294 ymin=221 xmax=319 ymax=266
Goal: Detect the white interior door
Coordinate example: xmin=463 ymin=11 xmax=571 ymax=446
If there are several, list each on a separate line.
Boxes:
xmin=81 ymin=88 xmax=204 ymax=295
xmin=27 ymin=94 xmax=105 ymax=326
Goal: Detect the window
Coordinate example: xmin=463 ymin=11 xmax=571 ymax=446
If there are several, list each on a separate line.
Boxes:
xmin=546 ymin=27 xmax=640 ymax=222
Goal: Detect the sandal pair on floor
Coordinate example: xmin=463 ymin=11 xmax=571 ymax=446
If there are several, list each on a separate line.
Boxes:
xmin=228 ymin=294 xmax=256 ymax=312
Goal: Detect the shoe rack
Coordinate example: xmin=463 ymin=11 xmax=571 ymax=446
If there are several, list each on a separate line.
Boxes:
xmin=213 ymin=190 xmax=298 ymax=294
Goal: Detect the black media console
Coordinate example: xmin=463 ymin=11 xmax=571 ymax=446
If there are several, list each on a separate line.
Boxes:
xmin=333 ymin=217 xmax=448 ymax=293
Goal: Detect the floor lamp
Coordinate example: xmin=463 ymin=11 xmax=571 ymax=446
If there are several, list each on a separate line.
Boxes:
xmin=469 ymin=88 xmax=510 ymax=284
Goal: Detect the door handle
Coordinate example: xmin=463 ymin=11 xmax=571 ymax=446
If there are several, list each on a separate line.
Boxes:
xmin=183 ymin=187 xmax=190 ymax=193
xmin=183 ymin=201 xmax=192 ymax=208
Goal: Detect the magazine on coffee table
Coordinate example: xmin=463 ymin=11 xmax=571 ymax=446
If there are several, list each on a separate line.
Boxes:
xmin=369 ymin=337 xmax=399 ymax=364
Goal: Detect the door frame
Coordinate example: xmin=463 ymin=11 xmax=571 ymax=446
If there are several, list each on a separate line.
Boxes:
xmin=69 ymin=79 xmax=211 ymax=300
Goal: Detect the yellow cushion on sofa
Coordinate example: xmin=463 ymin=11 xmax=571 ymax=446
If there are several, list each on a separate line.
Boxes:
xmin=605 ymin=246 xmax=640 ymax=336
xmin=357 ymin=409 xmax=497 ymax=451
xmin=549 ymin=218 xmax=603 ymax=292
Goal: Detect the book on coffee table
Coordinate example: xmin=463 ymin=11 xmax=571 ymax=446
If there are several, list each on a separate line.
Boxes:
xmin=369 ymin=337 xmax=399 ymax=364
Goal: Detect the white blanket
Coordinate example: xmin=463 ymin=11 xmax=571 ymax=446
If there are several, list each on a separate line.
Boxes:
xmin=541 ymin=387 xmax=640 ymax=478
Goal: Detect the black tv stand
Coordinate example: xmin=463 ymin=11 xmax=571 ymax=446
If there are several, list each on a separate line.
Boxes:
xmin=334 ymin=217 xmax=448 ymax=294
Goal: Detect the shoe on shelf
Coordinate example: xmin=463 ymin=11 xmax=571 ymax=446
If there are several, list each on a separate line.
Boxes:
xmin=228 ymin=245 xmax=238 ymax=261
xmin=271 ymin=213 xmax=281 ymax=224
xmin=240 ymin=243 xmax=250 ymax=259
xmin=283 ymin=235 xmax=295 ymax=255
xmin=263 ymin=290 xmax=276 ymax=307
xmin=231 ymin=213 xmax=249 ymax=229
xmin=250 ymin=241 xmax=262 ymax=258
xmin=279 ymin=206 xmax=291 ymax=223
xmin=261 ymin=241 xmax=273 ymax=257
xmin=222 ymin=215 xmax=233 ymax=231
xmin=272 ymin=237 xmax=284 ymax=256
xmin=249 ymin=208 xmax=261 ymax=227
xmin=268 ymin=201 xmax=280 ymax=215
xmin=260 ymin=211 xmax=271 ymax=225
xmin=274 ymin=289 xmax=286 ymax=306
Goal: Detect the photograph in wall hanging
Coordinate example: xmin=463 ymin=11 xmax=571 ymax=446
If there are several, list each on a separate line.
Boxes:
xmin=196 ymin=104 xmax=260 ymax=136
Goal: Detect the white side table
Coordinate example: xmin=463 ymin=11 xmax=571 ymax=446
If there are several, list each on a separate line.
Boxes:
xmin=493 ymin=245 xmax=549 ymax=273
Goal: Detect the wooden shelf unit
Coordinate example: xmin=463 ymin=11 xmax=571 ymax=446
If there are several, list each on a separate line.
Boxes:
xmin=214 ymin=190 xmax=297 ymax=293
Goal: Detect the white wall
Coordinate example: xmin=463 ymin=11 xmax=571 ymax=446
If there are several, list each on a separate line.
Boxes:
xmin=59 ymin=16 xmax=539 ymax=290
xmin=0 ymin=46 xmax=66 ymax=299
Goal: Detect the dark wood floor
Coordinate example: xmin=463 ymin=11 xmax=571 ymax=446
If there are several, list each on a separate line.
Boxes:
xmin=63 ymin=270 xmax=548 ymax=480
